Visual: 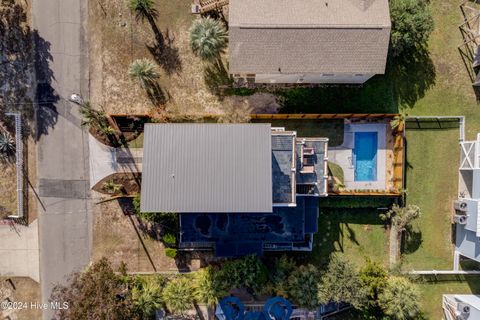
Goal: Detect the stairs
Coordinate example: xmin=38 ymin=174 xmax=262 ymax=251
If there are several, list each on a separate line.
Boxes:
xmin=199 ymin=0 xmax=229 ymax=13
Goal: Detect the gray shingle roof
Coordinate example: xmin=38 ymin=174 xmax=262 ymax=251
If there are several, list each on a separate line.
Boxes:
xmin=140 ymin=124 xmax=273 ymax=213
xmin=229 ymin=0 xmax=391 ymax=75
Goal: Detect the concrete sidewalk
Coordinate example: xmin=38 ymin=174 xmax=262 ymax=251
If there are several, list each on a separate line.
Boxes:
xmin=0 ymin=220 xmax=39 ymax=282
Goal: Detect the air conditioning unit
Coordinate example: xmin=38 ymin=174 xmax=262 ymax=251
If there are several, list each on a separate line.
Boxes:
xmin=454 ymin=200 xmax=468 ymax=212
xmin=191 ymin=4 xmax=201 ymax=14
xmin=457 ymin=303 xmax=471 ymax=319
xmin=454 ymin=215 xmax=468 ymax=225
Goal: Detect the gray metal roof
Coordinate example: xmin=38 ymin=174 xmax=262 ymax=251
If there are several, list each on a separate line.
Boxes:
xmin=140 ymin=124 xmax=273 ymax=213
xmin=229 ymin=0 xmax=391 ymax=75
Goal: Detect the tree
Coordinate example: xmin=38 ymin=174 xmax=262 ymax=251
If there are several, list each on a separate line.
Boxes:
xmin=380 ymin=204 xmax=421 ymax=232
xmin=268 ymin=255 xmax=296 ymax=297
xmin=128 ymin=58 xmax=161 ymax=90
xmin=189 ymin=18 xmax=228 ymax=61
xmin=132 ymin=276 xmax=165 ymax=319
xmin=162 ymin=277 xmax=194 ymax=314
xmin=378 ymin=276 xmax=420 ymax=320
xmin=0 ymin=130 xmax=15 ymax=162
xmin=318 ymin=256 xmax=365 ymax=309
xmin=193 ymin=266 xmax=226 ymax=307
xmin=128 ymin=0 xmax=164 ymax=46
xmin=217 ymin=255 xmax=268 ymax=293
xmin=389 ymin=0 xmax=434 ymax=58
xmin=50 ymin=257 xmax=136 ymax=320
xmin=78 ymin=101 xmax=115 ymax=135
xmin=287 ymin=264 xmax=319 ymax=310
xmin=359 ymin=259 xmax=388 ymax=317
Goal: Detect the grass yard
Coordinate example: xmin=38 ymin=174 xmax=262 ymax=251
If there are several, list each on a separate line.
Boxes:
xmin=0 ymin=277 xmax=41 ymax=320
xmin=403 ymin=128 xmax=459 ymax=270
xmin=417 ymin=275 xmax=480 ymax=320
xmin=252 ymin=119 xmax=344 ymax=146
xmin=310 ymin=197 xmax=394 ymax=269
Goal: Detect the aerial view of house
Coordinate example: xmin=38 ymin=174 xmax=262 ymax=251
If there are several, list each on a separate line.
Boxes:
xmin=2 ymin=0 xmax=480 ymax=319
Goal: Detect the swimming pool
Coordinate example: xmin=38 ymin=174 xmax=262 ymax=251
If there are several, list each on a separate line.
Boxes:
xmin=354 ymin=132 xmax=378 ymax=181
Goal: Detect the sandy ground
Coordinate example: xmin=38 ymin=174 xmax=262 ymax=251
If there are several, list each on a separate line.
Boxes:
xmin=92 ymin=195 xmax=210 ymax=272
xmin=0 ymin=277 xmax=41 ymax=320
xmin=89 ymin=0 xmax=281 ymax=120
xmin=0 ymin=162 xmax=17 ymax=218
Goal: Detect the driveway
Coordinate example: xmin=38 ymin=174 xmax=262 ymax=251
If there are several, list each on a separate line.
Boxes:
xmin=0 ymin=220 xmax=39 ymax=282
xmin=32 ymin=0 xmax=91 ymax=318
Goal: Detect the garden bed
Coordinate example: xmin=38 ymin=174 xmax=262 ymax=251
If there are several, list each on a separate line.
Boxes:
xmin=92 ymin=172 xmax=141 ymax=196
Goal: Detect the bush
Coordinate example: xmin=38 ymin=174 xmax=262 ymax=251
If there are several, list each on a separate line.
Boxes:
xmin=165 ymin=248 xmax=177 ymax=259
xmin=217 ymin=255 xmax=268 ymax=293
xmin=319 ymin=196 xmax=395 ymax=208
xmin=287 ymin=264 xmax=319 ymax=310
xmin=162 ymin=233 xmax=177 ymax=246
xmin=132 ymin=276 xmax=164 ymax=319
xmin=162 ymin=277 xmax=194 ymax=314
xmin=378 ymin=276 xmax=420 ymax=320
xmin=193 ymin=266 xmax=226 ymax=307
xmin=267 ymin=255 xmax=297 ymax=297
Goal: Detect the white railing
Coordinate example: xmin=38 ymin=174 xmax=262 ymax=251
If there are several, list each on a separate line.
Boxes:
xmin=5 ymin=112 xmax=24 ymax=219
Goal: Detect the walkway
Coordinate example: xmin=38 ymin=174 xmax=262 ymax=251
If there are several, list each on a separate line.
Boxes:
xmin=89 ymin=134 xmax=143 ymax=188
xmin=0 ymin=220 xmax=39 ymax=282
xmin=32 ymin=0 xmax=91 ymax=318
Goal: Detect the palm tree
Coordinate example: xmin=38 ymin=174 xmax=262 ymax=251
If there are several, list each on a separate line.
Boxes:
xmin=380 ymin=204 xmax=421 ymax=233
xmin=128 ymin=58 xmax=160 ymax=90
xmin=162 ymin=277 xmax=194 ymax=315
xmin=132 ymin=280 xmax=163 ymax=319
xmin=128 ymin=0 xmax=164 ymax=47
xmin=189 ymin=18 xmax=228 ymax=61
xmin=378 ymin=276 xmax=420 ymax=320
xmin=0 ymin=130 xmax=15 ymax=162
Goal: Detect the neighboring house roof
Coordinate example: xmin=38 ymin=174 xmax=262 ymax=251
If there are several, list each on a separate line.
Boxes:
xmin=229 ymin=0 xmax=391 ymax=75
xmin=140 ymin=124 xmax=273 ymax=213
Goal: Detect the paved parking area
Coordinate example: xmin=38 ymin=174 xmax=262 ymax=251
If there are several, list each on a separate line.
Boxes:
xmin=0 ymin=220 xmax=39 ymax=282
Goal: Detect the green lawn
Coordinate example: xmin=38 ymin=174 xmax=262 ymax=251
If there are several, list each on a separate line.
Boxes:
xmin=310 ymin=197 xmax=395 ymax=269
xmin=403 ymin=128 xmax=459 ymax=270
xmin=418 ymin=276 xmax=480 ymax=320
xmin=252 ymin=119 xmax=344 ymax=146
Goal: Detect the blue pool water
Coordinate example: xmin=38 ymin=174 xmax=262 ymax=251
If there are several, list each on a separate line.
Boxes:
xmin=354 ymin=132 xmax=378 ymax=181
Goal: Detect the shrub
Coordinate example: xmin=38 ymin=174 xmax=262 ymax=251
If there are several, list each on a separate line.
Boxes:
xmin=165 ymin=248 xmax=177 ymax=259
xmin=193 ymin=266 xmax=226 ymax=307
xmin=268 ymin=255 xmax=296 ymax=297
xmin=162 ymin=233 xmax=176 ymax=246
xmin=162 ymin=277 xmax=194 ymax=314
xmin=287 ymin=264 xmax=319 ymax=310
xmin=378 ymin=276 xmax=420 ymax=320
xmin=217 ymin=255 xmax=268 ymax=293
xmin=132 ymin=277 xmax=164 ymax=319
xmin=318 ymin=256 xmax=366 ymax=309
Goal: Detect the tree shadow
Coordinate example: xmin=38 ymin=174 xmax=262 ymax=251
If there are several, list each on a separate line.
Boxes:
xmin=278 ymin=47 xmax=436 ymax=114
xmin=145 ymin=82 xmax=168 ymax=106
xmin=0 ymin=1 xmax=58 ymax=139
xmin=147 ymin=29 xmax=182 ymax=75
xmin=203 ymin=59 xmax=232 ymax=95
xmin=387 ymin=47 xmax=436 ymax=109
xmin=401 ymin=225 xmax=422 ymax=254
xmin=33 ymin=30 xmax=59 ymax=140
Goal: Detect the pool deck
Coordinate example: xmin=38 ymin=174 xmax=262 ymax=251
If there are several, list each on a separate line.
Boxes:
xmin=328 ymin=123 xmax=387 ymax=190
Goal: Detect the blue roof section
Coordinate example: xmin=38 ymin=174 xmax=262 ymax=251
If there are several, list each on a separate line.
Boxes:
xmin=179 ymin=196 xmax=319 ymax=257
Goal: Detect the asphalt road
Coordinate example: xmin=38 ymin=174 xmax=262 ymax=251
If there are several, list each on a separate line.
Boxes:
xmin=32 ymin=0 xmax=91 ymax=318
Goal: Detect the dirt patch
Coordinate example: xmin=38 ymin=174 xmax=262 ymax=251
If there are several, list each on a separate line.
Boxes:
xmin=0 ymin=277 xmax=41 ymax=320
xmin=92 ymin=198 xmax=212 ymax=272
xmin=0 ymin=162 xmax=16 ymax=219
xmin=89 ymin=0 xmax=252 ymax=121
